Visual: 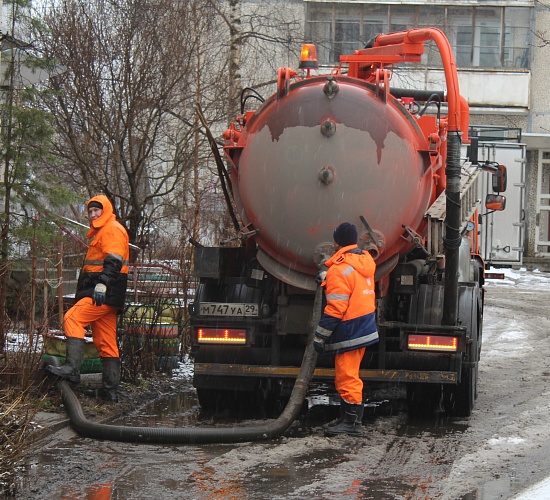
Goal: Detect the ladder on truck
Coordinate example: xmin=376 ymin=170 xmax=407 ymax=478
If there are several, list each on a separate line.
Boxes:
xmin=425 ymin=163 xmax=481 ymax=257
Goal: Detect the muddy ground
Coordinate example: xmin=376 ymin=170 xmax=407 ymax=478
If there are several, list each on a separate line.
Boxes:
xmin=14 ymin=269 xmax=550 ymax=499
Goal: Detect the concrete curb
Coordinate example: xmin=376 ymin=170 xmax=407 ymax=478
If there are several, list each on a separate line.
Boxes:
xmin=29 ymin=412 xmax=71 ymax=444
xmin=30 ymin=374 xmax=117 ymax=444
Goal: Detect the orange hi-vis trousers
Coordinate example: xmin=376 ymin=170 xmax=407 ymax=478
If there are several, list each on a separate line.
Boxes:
xmin=334 ymin=347 xmax=366 ymax=404
xmin=64 ymin=297 xmax=119 ymax=358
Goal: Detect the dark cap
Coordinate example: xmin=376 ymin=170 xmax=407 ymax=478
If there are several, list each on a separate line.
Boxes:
xmin=88 ymin=201 xmax=103 ymax=210
xmin=333 ymin=222 xmax=358 ymax=247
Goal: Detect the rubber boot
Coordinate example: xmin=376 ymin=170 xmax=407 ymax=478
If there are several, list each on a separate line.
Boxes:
xmin=326 ymin=401 xmax=346 ymax=428
xmin=45 ymin=337 xmax=85 ymax=383
xmin=85 ymin=357 xmax=121 ymax=402
xmin=324 ymin=401 xmax=364 ymax=437
xmin=100 ymin=357 xmax=120 ymax=402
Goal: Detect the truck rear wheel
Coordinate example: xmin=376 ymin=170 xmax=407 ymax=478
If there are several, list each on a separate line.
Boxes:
xmin=443 ymin=283 xmax=481 ymax=417
xmin=406 ymin=383 xmax=442 ymax=416
xmin=445 ymin=360 xmax=477 ymax=417
xmin=196 ymin=388 xmax=230 ymax=412
xmin=196 ymin=382 xmax=286 ymax=416
xmin=196 ymin=387 xmax=260 ymax=413
xmin=406 ymin=284 xmax=444 ymax=416
xmin=257 ymin=378 xmax=288 ymax=417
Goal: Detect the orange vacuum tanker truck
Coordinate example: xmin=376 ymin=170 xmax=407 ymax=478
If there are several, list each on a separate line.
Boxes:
xmin=189 ymin=28 xmax=508 ymax=417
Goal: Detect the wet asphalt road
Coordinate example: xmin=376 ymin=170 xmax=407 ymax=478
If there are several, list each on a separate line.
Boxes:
xmin=16 ymin=270 xmax=550 ymax=499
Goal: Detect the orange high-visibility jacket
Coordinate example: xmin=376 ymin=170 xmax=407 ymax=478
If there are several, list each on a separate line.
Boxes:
xmin=315 ymin=244 xmax=378 ymax=354
xmin=75 ymin=195 xmax=130 ymax=310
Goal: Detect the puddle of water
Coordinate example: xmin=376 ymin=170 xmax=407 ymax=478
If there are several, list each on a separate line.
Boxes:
xmin=113 ymin=391 xmax=200 ymax=427
xmin=59 ymin=481 xmax=113 ymax=500
xmin=395 ymin=416 xmax=469 ymax=439
xmin=358 ymin=477 xmax=427 ymax=499
xmin=112 ymin=389 xmax=278 ymax=428
xmin=246 ymin=448 xmax=348 ymax=493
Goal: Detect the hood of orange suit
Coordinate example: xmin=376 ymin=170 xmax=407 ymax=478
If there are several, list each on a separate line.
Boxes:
xmin=86 ymin=194 xmax=115 ymax=237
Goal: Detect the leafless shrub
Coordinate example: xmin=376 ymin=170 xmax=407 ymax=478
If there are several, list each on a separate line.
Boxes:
xmin=122 ymin=262 xmax=189 ymax=381
xmin=0 ymin=342 xmax=49 ymax=497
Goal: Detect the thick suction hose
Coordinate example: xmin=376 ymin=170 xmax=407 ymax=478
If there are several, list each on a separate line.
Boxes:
xmin=442 ymin=132 xmax=462 ymax=326
xmin=49 ymin=289 xmax=322 ymax=444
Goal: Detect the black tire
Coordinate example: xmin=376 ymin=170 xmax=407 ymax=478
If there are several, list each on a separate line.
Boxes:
xmin=255 ymin=379 xmax=288 ymax=418
xmin=196 ymin=388 xmax=230 ymax=411
xmin=406 ymin=284 xmax=445 ymax=417
xmin=406 ymin=383 xmax=442 ymax=417
xmin=444 ymin=284 xmax=481 ymax=417
xmin=197 ymin=387 xmax=262 ymax=414
xmin=445 ymin=360 xmax=477 ymax=417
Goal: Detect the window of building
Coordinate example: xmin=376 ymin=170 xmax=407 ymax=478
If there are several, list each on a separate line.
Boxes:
xmin=305 ymin=2 xmax=532 ymax=70
xmin=536 ymin=151 xmax=550 ymax=255
xmin=334 ymin=18 xmax=361 ymax=61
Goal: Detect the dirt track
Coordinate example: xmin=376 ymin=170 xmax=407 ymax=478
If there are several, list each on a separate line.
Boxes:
xmin=16 ymin=269 xmax=550 ymax=499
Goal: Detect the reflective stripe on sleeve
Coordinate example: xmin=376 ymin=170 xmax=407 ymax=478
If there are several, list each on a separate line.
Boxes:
xmin=315 ymin=325 xmax=333 ymax=339
xmin=326 ymin=293 xmax=350 ymax=301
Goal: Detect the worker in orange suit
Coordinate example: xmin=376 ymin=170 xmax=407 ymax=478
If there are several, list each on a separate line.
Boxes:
xmin=314 ymin=222 xmax=378 ymax=436
xmin=46 ymin=195 xmax=130 ymax=402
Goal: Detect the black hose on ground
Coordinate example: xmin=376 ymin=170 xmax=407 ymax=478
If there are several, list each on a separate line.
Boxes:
xmin=48 ymin=288 xmax=322 ymax=444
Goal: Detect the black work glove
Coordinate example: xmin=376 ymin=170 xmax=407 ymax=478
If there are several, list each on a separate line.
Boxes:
xmin=315 ymin=270 xmax=327 ymax=285
xmin=93 ymin=283 xmax=107 ymax=306
xmin=313 ymin=336 xmax=326 ymax=354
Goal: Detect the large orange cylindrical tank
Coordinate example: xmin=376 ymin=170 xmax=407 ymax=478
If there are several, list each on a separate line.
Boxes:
xmin=230 ymin=76 xmax=434 ymax=289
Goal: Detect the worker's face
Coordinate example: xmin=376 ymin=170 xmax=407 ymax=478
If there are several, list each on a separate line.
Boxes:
xmin=88 ymin=207 xmax=103 ymax=222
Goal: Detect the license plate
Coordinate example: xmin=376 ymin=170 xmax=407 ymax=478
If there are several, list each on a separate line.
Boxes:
xmin=199 ymin=302 xmax=259 ymax=317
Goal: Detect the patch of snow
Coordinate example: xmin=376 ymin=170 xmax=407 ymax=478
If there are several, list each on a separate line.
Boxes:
xmin=488 ymin=436 xmax=525 ymax=446
xmin=5 ymin=332 xmax=43 ymax=352
xmin=171 ymin=354 xmax=194 ymax=380
xmin=497 ymin=329 xmax=526 ymax=341
xmin=486 ymin=267 xmax=550 ymax=290
xmin=513 ymin=476 xmax=550 ymax=499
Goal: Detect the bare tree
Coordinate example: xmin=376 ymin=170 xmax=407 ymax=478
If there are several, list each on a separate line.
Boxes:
xmin=30 ymin=0 xmax=303 ymax=258
xmin=207 ymin=0 xmax=303 ymax=124
xmin=33 ymin=0 xmax=221 ymax=254
xmin=176 ymin=0 xmax=305 ymax=252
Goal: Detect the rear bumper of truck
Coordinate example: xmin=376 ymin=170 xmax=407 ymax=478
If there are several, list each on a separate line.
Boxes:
xmin=191 ymin=321 xmax=467 ymax=390
xmin=194 ymin=362 xmax=458 ymax=384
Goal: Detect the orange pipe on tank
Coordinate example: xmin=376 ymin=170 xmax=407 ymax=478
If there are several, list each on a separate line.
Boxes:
xmin=460 ymin=95 xmax=470 ymax=143
xmin=374 ymin=28 xmax=461 ymax=132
